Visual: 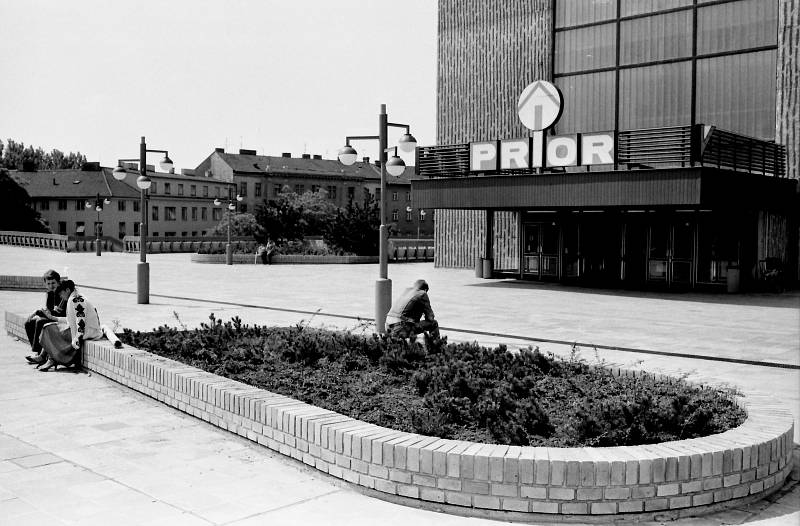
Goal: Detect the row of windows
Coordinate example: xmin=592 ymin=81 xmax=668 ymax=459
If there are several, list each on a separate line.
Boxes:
xmin=150 ymin=206 xmax=225 ymax=222
xmin=555 ymin=0 xmax=777 ymax=74
xmin=553 ymin=0 xmax=778 ymax=140
xmin=38 ymin=199 xmax=142 ymax=212
xmin=555 ymin=0 xmax=768 ymax=29
xmin=151 ymin=182 xmax=228 ymax=198
xmin=57 ymin=221 xmax=140 ymax=238
xmin=390 ymin=209 xmax=432 ymax=222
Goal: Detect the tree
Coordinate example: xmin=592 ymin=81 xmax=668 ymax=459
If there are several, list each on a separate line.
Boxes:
xmin=0 ymin=169 xmax=50 ymax=233
xmin=255 ymin=187 xmax=338 ymax=243
xmin=0 ymin=139 xmax=87 ymax=170
xmin=322 ymin=195 xmax=385 ymax=256
xmin=209 ymin=212 xmax=263 ymax=238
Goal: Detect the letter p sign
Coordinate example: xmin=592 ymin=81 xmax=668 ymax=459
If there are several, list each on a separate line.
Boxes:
xmin=470 ymin=141 xmax=498 ymax=171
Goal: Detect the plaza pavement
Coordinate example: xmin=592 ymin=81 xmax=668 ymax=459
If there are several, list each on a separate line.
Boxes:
xmin=0 ymin=246 xmax=797 ymax=525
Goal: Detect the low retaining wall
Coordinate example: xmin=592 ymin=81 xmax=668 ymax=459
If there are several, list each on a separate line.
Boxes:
xmin=190 ymin=253 xmax=379 ymax=265
xmin=4 ymin=312 xmax=793 ymax=520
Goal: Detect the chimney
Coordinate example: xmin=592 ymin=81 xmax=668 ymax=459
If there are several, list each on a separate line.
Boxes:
xmin=312 ymin=154 xmax=322 ymax=160
xmin=282 ymin=152 xmax=291 ymax=158
xmin=301 ymin=153 xmax=311 ymax=159
xmin=215 ymin=147 xmax=224 ymax=153
xmin=239 ymin=148 xmax=256 ymax=155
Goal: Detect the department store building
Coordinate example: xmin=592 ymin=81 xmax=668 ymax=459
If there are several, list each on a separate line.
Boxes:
xmin=413 ymin=0 xmax=798 ymax=291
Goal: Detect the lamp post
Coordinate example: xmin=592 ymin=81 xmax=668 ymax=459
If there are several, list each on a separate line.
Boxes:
xmin=86 ymin=193 xmax=111 ymax=256
xmin=406 ymin=206 xmax=426 ymax=240
xmin=338 ymin=104 xmax=417 ymax=333
xmin=113 ymin=136 xmax=173 ymax=304
xmin=214 ymin=188 xmax=243 ymax=265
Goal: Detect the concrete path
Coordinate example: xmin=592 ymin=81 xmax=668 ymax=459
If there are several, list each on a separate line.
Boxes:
xmin=0 ymin=246 xmax=798 ymax=525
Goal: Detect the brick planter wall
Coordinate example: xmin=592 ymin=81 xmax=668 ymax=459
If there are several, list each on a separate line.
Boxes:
xmin=5 ymin=311 xmax=794 ymax=519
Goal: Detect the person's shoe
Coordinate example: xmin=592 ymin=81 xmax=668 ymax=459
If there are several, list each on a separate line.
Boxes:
xmin=38 ymin=359 xmax=58 ymax=372
xmin=25 ymin=354 xmax=45 ymax=365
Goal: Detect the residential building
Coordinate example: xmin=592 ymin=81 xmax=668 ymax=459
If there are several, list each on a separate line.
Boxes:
xmin=11 ymin=164 xmax=141 ymax=239
xmin=195 ymin=149 xmax=433 ymax=238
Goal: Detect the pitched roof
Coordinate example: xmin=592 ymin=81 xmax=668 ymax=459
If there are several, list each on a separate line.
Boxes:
xmin=214 ymin=152 xmax=418 ymax=183
xmin=11 ymin=168 xmax=141 ymax=199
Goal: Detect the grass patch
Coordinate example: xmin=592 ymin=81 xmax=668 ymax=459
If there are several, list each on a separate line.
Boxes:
xmin=120 ymin=314 xmax=745 ymax=447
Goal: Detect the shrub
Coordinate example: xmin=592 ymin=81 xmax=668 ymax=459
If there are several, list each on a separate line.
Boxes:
xmin=120 ymin=315 xmax=746 ymax=447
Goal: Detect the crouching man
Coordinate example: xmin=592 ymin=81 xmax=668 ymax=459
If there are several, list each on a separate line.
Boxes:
xmin=386 ymin=279 xmax=440 ymax=341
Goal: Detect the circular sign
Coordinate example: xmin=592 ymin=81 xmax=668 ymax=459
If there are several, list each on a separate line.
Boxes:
xmin=517 ymin=80 xmax=563 ymax=131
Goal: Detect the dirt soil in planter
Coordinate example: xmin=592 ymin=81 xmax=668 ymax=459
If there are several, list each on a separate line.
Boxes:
xmin=120 ymin=315 xmax=746 ymax=447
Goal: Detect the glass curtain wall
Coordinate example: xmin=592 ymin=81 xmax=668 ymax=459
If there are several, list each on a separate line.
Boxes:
xmin=554 ymin=0 xmax=778 ymax=140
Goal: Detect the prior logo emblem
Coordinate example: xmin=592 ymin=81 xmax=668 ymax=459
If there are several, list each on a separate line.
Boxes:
xmin=517 ymin=80 xmax=563 ymax=131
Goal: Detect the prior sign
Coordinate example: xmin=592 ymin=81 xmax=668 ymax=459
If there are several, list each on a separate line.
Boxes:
xmin=470 ymin=79 xmax=615 ymax=172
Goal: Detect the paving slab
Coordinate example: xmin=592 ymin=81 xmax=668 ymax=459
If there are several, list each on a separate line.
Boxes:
xmin=0 ymin=246 xmax=798 ymax=525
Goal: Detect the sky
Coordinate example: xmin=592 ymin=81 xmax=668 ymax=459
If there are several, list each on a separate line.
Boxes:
xmin=0 ymin=0 xmax=438 ymax=171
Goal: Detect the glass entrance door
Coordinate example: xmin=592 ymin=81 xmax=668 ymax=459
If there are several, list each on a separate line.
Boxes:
xmin=523 ymin=223 xmax=559 ymax=279
xmin=647 ymin=219 xmax=695 ymax=288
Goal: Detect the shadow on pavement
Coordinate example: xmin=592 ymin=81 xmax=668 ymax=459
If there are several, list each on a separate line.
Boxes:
xmin=468 ymin=279 xmax=800 ymax=309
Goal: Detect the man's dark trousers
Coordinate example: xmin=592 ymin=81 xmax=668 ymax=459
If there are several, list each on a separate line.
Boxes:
xmin=25 ymin=315 xmax=52 ymax=354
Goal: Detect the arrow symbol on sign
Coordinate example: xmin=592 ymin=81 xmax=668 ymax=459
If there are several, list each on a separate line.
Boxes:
xmin=518 ymin=81 xmax=562 ymax=131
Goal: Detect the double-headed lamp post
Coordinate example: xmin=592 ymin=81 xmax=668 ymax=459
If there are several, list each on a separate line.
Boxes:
xmin=86 ymin=193 xmax=111 ymax=256
xmin=112 ymin=136 xmax=173 ymax=304
xmin=337 ymin=104 xmax=417 ymax=333
xmin=214 ymin=189 xmax=243 ymax=265
xmin=406 ymin=206 xmax=426 ymax=240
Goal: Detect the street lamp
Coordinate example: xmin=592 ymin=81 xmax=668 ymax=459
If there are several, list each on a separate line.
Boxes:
xmin=337 ymin=103 xmax=417 ymax=333
xmin=86 ymin=193 xmax=111 ymax=256
xmin=406 ymin=206 xmax=426 ymax=240
xmin=214 ymin=189 xmax=243 ymax=265
xmin=113 ymin=136 xmax=173 ymax=304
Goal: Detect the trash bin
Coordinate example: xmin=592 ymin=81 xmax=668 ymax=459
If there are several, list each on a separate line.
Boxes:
xmin=726 ymin=265 xmax=740 ymax=293
xmin=475 ymin=257 xmax=484 ymax=278
xmin=482 ymin=258 xmax=493 ymax=279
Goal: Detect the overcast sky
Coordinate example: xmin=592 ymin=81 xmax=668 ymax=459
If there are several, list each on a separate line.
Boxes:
xmin=0 ymin=0 xmax=437 ymax=171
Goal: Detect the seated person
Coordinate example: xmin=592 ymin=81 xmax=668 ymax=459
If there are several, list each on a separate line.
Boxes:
xmin=24 ymin=269 xmax=67 ymax=361
xmin=35 ymin=280 xmax=104 ymax=371
xmin=386 ymin=279 xmax=440 ymax=341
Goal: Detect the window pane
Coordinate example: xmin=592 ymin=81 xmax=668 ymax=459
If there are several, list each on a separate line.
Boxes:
xmin=696 ymin=50 xmax=776 ymax=140
xmin=556 ymin=0 xmax=617 ymax=28
xmin=555 ymin=71 xmax=616 ymax=133
xmin=555 ymin=23 xmax=616 ymax=73
xmin=620 ymin=10 xmax=692 ymax=65
xmin=621 ymin=0 xmax=691 ymax=16
xmin=619 ymin=61 xmax=691 ymax=130
xmin=697 ymin=0 xmax=778 ymax=55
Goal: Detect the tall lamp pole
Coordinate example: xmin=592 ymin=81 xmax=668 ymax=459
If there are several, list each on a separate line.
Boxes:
xmin=214 ymin=188 xmax=243 ymax=265
xmin=338 ymin=104 xmax=417 ymax=333
xmin=113 ymin=136 xmax=173 ymax=304
xmin=86 ymin=193 xmax=111 ymax=256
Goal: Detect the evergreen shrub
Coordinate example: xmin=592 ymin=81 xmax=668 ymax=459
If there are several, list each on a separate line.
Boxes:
xmin=120 ymin=315 xmax=745 ymax=447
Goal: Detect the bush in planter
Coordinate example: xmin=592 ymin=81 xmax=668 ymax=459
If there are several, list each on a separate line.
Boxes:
xmin=120 ymin=315 xmax=746 ymax=447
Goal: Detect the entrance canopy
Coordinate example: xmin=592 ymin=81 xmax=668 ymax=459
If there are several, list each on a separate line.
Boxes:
xmin=412 ymin=167 xmax=798 ymax=211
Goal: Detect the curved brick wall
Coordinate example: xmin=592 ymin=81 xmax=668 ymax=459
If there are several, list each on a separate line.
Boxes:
xmin=4 ymin=312 xmax=794 ymax=518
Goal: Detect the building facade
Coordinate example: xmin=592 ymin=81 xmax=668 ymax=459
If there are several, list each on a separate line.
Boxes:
xmin=414 ymin=0 xmax=799 ymax=291
xmin=12 ymin=165 xmax=142 ymax=240
xmin=195 ymin=149 xmax=433 ymax=238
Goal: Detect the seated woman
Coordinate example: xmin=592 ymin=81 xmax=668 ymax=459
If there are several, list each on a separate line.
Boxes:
xmin=36 ymin=280 xmax=104 ymax=371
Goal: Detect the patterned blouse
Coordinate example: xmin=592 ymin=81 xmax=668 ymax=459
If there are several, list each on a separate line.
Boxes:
xmin=55 ymin=291 xmax=103 ymax=348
